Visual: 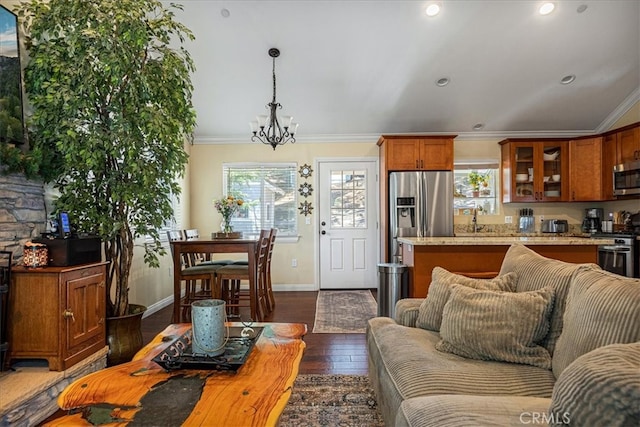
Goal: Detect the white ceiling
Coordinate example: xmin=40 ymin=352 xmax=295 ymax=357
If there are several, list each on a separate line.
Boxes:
xmin=168 ymin=0 xmax=640 ymax=143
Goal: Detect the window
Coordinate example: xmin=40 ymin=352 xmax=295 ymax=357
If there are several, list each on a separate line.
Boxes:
xmin=453 ymin=162 xmax=499 ymax=216
xmin=223 ymin=163 xmax=298 ymax=237
xmin=156 ymin=191 xmax=182 ymax=242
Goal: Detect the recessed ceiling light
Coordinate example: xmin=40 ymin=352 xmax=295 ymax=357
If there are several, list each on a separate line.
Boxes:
xmin=435 ymin=77 xmax=449 ymax=87
xmin=577 ymin=4 xmax=588 ymax=13
xmin=560 ymin=75 xmax=576 ymax=85
xmin=472 ymin=123 xmax=485 ymax=131
xmin=426 ymin=2 xmax=441 ymax=17
xmin=221 ymin=8 xmax=230 ymax=18
xmin=539 ymin=2 xmax=555 ymax=15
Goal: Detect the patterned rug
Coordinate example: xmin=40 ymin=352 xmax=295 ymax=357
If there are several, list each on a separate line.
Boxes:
xmin=278 ymin=374 xmax=384 ymax=426
xmin=312 ymin=290 xmax=378 ymax=333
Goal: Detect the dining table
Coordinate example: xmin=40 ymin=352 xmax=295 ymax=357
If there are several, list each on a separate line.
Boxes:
xmin=170 ymin=237 xmax=259 ymax=323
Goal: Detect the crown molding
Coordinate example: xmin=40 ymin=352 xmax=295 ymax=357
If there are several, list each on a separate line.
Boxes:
xmin=595 ymin=87 xmax=640 ymax=133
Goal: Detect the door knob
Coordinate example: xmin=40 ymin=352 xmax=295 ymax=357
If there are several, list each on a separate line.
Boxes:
xmin=321 ymin=221 xmax=326 ymax=226
xmin=321 ymin=230 xmax=326 ymax=235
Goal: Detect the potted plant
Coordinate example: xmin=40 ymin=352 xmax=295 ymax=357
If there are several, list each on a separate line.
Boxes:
xmin=16 ymin=0 xmax=196 ymax=363
xmin=467 ymin=170 xmax=488 ymax=197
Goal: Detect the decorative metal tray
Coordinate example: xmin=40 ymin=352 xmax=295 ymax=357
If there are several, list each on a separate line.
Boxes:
xmin=152 ymin=326 xmax=263 ymax=371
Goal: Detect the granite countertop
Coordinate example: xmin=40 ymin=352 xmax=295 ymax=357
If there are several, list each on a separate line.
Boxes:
xmin=398 ymin=234 xmax=615 ymax=246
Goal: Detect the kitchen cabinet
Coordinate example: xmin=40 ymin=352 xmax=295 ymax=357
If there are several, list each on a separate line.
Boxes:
xmin=499 ymin=139 xmax=569 ymax=203
xmin=378 ymin=136 xmax=455 ymax=171
xmin=616 ymin=123 xmax=640 ymax=164
xmin=8 ymin=262 xmax=107 ymax=371
xmin=602 ymin=133 xmax=618 ymax=201
xmin=569 ymin=136 xmax=604 ymax=201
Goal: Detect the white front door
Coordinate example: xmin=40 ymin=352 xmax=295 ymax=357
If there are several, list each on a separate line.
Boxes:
xmin=318 ymin=160 xmax=378 ymax=289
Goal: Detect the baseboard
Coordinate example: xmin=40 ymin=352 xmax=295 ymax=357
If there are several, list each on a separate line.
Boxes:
xmin=142 ymin=284 xmax=318 ymax=319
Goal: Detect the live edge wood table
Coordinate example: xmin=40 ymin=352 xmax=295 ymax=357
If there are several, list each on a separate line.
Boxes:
xmin=45 ymin=322 xmax=307 ymax=427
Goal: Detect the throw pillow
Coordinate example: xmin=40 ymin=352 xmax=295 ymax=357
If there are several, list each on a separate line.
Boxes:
xmin=436 ymin=284 xmax=555 ymax=369
xmin=549 ymin=342 xmax=640 ymax=426
xmin=498 ymin=244 xmax=600 ymax=356
xmin=552 ymin=265 xmax=640 ymax=378
xmin=416 ymin=267 xmax=517 ymax=332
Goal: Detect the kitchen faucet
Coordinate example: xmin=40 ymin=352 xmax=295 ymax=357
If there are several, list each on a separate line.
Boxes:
xmin=472 ymin=208 xmax=484 ymax=233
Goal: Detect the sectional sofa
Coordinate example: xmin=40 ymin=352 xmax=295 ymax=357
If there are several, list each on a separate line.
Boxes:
xmin=367 ymin=244 xmax=640 ymax=426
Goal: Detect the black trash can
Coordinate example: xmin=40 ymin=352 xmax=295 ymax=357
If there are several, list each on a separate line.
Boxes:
xmin=377 ymin=263 xmax=408 ymax=318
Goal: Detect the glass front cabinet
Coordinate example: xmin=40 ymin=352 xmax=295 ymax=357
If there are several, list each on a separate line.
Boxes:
xmin=500 ymin=139 xmax=569 ymax=203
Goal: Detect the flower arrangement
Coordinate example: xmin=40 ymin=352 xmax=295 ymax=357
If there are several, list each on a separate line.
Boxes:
xmin=467 ymin=170 xmax=489 ymax=192
xmin=214 ymin=195 xmax=243 ymax=232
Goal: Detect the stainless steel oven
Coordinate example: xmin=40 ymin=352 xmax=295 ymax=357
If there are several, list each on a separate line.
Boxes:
xmin=596 ymin=234 xmax=637 ymax=278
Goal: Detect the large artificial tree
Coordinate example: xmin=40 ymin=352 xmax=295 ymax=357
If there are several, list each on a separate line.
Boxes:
xmin=16 ymin=0 xmax=196 ymax=317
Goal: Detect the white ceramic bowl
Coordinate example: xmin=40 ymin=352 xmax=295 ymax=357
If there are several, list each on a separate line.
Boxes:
xmin=543 ymin=176 xmax=550 ymax=182
xmin=552 ymin=174 xmax=560 ymax=181
xmin=543 ymin=151 xmax=559 ymax=161
xmin=544 ymin=190 xmax=560 ymax=197
xmin=515 ymin=173 xmax=529 ymax=182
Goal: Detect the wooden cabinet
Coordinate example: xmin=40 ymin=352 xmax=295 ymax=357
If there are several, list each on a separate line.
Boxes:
xmin=8 ymin=262 xmax=107 ymax=371
xmin=378 ymin=136 xmax=455 ymax=171
xmin=602 ymin=133 xmax=618 ymax=200
xmin=499 ymin=139 xmax=569 ymax=203
xmin=617 ymin=124 xmax=640 ymax=164
xmin=569 ymin=136 xmax=604 ymax=201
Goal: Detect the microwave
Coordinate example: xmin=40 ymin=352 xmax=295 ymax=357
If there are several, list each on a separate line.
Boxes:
xmin=613 ymin=160 xmax=640 ymax=196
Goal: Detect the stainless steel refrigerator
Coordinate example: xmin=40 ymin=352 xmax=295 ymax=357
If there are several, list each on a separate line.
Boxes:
xmin=389 ymin=171 xmax=453 ymax=262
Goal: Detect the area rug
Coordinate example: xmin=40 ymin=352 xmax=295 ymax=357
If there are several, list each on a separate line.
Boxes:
xmin=312 ymin=290 xmax=378 ymax=333
xmin=278 ymin=374 xmax=384 ymax=426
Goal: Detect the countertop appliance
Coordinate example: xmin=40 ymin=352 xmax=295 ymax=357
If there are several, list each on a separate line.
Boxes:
xmin=613 ymin=160 xmax=640 ymax=196
xmin=389 ymin=171 xmax=453 ymax=262
xmin=582 ymin=208 xmax=603 ymax=234
xmin=541 ymin=219 xmax=568 ymax=233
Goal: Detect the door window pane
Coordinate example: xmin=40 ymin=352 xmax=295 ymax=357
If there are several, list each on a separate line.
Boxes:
xmin=329 ymin=169 xmax=367 ymax=229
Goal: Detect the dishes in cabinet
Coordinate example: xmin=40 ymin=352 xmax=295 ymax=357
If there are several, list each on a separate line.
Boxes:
xmin=543 ymin=176 xmax=550 ymax=182
xmin=516 ymin=184 xmax=534 ymax=196
xmin=544 ymin=190 xmax=560 ymax=197
xmin=552 ymin=174 xmax=560 ymax=182
xmin=543 ymin=151 xmax=559 ymax=161
xmin=515 ymin=173 xmax=529 ymax=182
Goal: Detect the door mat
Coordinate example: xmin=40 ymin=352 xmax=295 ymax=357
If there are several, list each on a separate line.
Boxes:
xmin=278 ymin=374 xmax=383 ymax=426
xmin=312 ymin=290 xmax=377 ymax=333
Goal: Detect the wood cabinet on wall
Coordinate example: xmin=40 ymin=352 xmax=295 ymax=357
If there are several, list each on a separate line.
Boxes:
xmin=569 ymin=136 xmax=605 ymax=201
xmin=499 ymin=139 xmax=569 ymax=203
xmin=8 ymin=262 xmax=107 ymax=371
xmin=377 ymin=135 xmax=456 ymax=262
xmin=617 ymin=123 xmax=640 ymax=164
xmin=378 ymin=136 xmax=455 ymax=171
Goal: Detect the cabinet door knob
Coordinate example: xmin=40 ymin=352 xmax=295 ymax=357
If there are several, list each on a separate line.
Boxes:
xmin=63 ymin=309 xmax=75 ymax=322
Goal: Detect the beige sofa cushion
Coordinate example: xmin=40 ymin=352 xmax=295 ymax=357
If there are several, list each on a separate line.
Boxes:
xmin=416 ymin=266 xmax=517 ymax=331
xmin=549 ymin=342 xmax=640 ymax=426
xmin=498 ymin=244 xmax=598 ymax=355
xmin=552 ymin=265 xmax=640 ymax=377
xmin=436 ymin=285 xmax=555 ymax=369
xmin=396 ymin=395 xmax=553 ymax=427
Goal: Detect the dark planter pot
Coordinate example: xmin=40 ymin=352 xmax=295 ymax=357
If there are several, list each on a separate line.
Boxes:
xmin=106 ymin=303 xmax=146 ymax=366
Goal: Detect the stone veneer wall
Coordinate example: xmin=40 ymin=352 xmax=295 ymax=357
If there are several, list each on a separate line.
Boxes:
xmin=0 ymin=173 xmax=47 ymax=262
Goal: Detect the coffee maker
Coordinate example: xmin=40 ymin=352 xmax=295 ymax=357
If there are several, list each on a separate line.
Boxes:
xmin=582 ymin=208 xmax=603 ymax=234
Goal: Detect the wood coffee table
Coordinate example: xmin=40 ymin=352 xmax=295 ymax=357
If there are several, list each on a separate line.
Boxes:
xmin=46 ymin=322 xmax=307 ymax=426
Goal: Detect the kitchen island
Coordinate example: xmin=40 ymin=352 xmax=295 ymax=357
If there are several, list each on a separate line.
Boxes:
xmin=399 ymin=235 xmax=614 ymax=297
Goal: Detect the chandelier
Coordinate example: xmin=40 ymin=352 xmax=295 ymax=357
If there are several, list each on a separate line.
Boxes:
xmin=250 ymin=48 xmax=298 ymax=150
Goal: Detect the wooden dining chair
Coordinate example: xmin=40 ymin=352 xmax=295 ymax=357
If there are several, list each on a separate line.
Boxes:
xmin=214 ymin=229 xmax=270 ymax=322
xmin=183 ymin=228 xmax=233 ymax=294
xmin=262 ymin=228 xmax=277 ymax=313
xmin=166 ymin=231 xmax=222 ymax=322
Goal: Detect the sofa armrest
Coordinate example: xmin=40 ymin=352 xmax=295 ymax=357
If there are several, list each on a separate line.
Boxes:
xmin=394 ymin=298 xmax=424 ymax=327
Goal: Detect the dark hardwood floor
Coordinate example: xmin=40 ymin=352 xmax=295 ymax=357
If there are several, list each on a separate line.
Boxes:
xmin=142 ymin=290 xmax=372 ymax=375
